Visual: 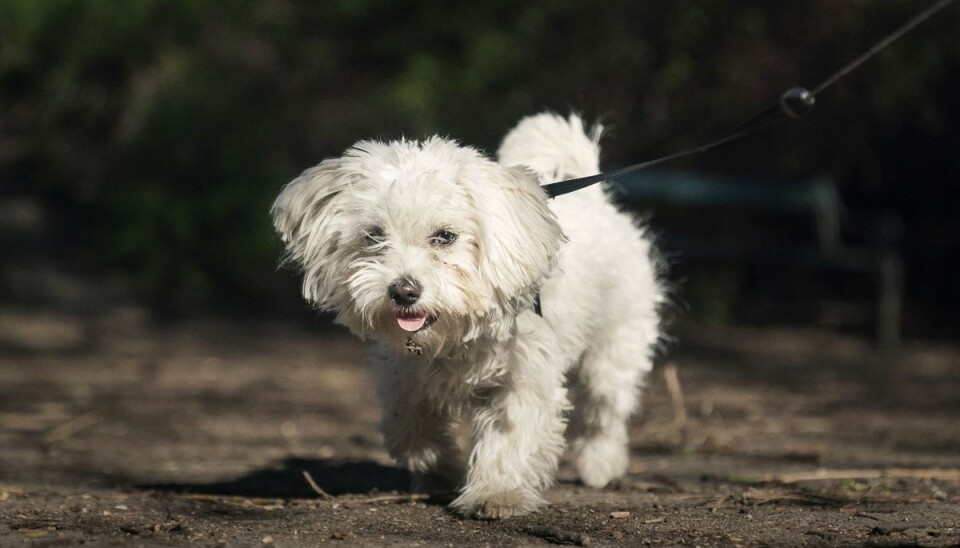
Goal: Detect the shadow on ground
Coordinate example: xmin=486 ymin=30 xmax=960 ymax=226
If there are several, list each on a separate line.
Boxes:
xmin=141 ymin=458 xmax=411 ymax=499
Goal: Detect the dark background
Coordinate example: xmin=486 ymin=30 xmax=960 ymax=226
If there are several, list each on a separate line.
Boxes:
xmin=2 ymin=0 xmax=958 ymax=339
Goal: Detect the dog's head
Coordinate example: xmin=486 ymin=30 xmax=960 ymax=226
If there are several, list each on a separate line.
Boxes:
xmin=272 ymin=137 xmax=562 ymax=354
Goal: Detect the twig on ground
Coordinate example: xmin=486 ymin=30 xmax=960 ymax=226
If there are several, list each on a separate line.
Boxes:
xmin=44 ymin=412 xmax=99 ymax=444
xmin=181 ymin=489 xmax=430 ymax=507
xmin=757 ymin=468 xmax=960 ymax=483
xmin=663 ymin=364 xmax=687 ymax=426
xmin=301 ymin=470 xmax=336 ymax=500
xmin=0 ymin=485 xmax=26 ymax=501
xmin=342 ymin=493 xmax=433 ymax=505
xmin=185 ymin=494 xmax=285 ymax=505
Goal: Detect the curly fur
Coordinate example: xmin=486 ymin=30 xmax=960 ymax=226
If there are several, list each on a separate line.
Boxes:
xmin=272 ymin=113 xmax=665 ymax=519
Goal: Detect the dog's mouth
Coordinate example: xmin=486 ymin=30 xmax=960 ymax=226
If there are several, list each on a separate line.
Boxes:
xmin=395 ymin=310 xmax=436 ymax=333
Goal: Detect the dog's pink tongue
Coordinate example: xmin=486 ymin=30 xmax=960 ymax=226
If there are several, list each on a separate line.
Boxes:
xmin=397 ymin=313 xmax=428 ymax=332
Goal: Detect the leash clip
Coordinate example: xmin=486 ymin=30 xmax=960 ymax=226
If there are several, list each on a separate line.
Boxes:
xmin=781 ymin=87 xmax=816 ymax=118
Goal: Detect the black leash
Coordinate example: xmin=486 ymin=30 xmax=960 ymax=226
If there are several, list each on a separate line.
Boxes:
xmin=542 ymin=0 xmax=957 ymax=199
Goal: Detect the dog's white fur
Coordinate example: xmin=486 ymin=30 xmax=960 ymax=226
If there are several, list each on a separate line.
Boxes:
xmin=272 ymin=113 xmax=664 ymax=519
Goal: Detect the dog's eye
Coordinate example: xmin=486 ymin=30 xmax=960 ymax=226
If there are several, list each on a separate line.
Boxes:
xmin=429 ymin=229 xmax=458 ymax=247
xmin=365 ymin=227 xmax=386 ymax=246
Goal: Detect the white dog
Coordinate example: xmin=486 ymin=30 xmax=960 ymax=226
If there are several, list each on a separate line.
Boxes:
xmin=271 ymin=113 xmax=664 ymax=519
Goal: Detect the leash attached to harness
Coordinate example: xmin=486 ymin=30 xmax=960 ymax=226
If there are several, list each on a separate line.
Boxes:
xmin=532 ymin=0 xmax=955 ymax=317
xmin=541 ymin=0 xmax=956 ymax=199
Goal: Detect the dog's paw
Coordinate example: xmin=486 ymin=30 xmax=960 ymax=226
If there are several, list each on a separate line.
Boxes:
xmin=451 ymin=488 xmax=545 ymax=520
xmin=575 ymin=435 xmax=628 ymax=488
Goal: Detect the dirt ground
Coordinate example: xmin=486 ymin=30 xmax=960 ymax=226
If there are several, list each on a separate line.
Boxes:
xmin=1 ymin=308 xmax=959 ymax=547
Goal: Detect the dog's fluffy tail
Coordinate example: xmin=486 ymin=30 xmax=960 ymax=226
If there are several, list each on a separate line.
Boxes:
xmin=497 ymin=112 xmax=602 ymax=183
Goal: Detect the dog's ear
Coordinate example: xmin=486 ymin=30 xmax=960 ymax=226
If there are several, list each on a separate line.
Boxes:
xmin=470 ymin=164 xmax=564 ymax=304
xmin=271 ymin=159 xmax=353 ymax=306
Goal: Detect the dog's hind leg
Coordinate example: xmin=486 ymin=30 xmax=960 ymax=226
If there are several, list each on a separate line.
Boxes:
xmin=567 ymin=319 xmax=657 ymax=488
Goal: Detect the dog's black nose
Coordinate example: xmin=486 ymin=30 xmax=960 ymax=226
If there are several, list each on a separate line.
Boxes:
xmin=389 ymin=278 xmax=421 ymax=306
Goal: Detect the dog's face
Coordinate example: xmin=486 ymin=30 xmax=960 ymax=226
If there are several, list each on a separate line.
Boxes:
xmin=272 ymin=138 xmax=562 ymax=354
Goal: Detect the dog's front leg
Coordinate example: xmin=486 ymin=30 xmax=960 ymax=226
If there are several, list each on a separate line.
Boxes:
xmin=375 ymin=359 xmax=464 ymax=495
xmin=451 ymin=335 xmax=569 ymax=519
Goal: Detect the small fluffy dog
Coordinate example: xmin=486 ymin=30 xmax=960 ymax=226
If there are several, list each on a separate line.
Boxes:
xmin=272 ymin=113 xmax=664 ymax=519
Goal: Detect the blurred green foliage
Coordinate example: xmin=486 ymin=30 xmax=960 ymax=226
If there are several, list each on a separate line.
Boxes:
xmin=1 ymin=0 xmax=957 ymax=315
